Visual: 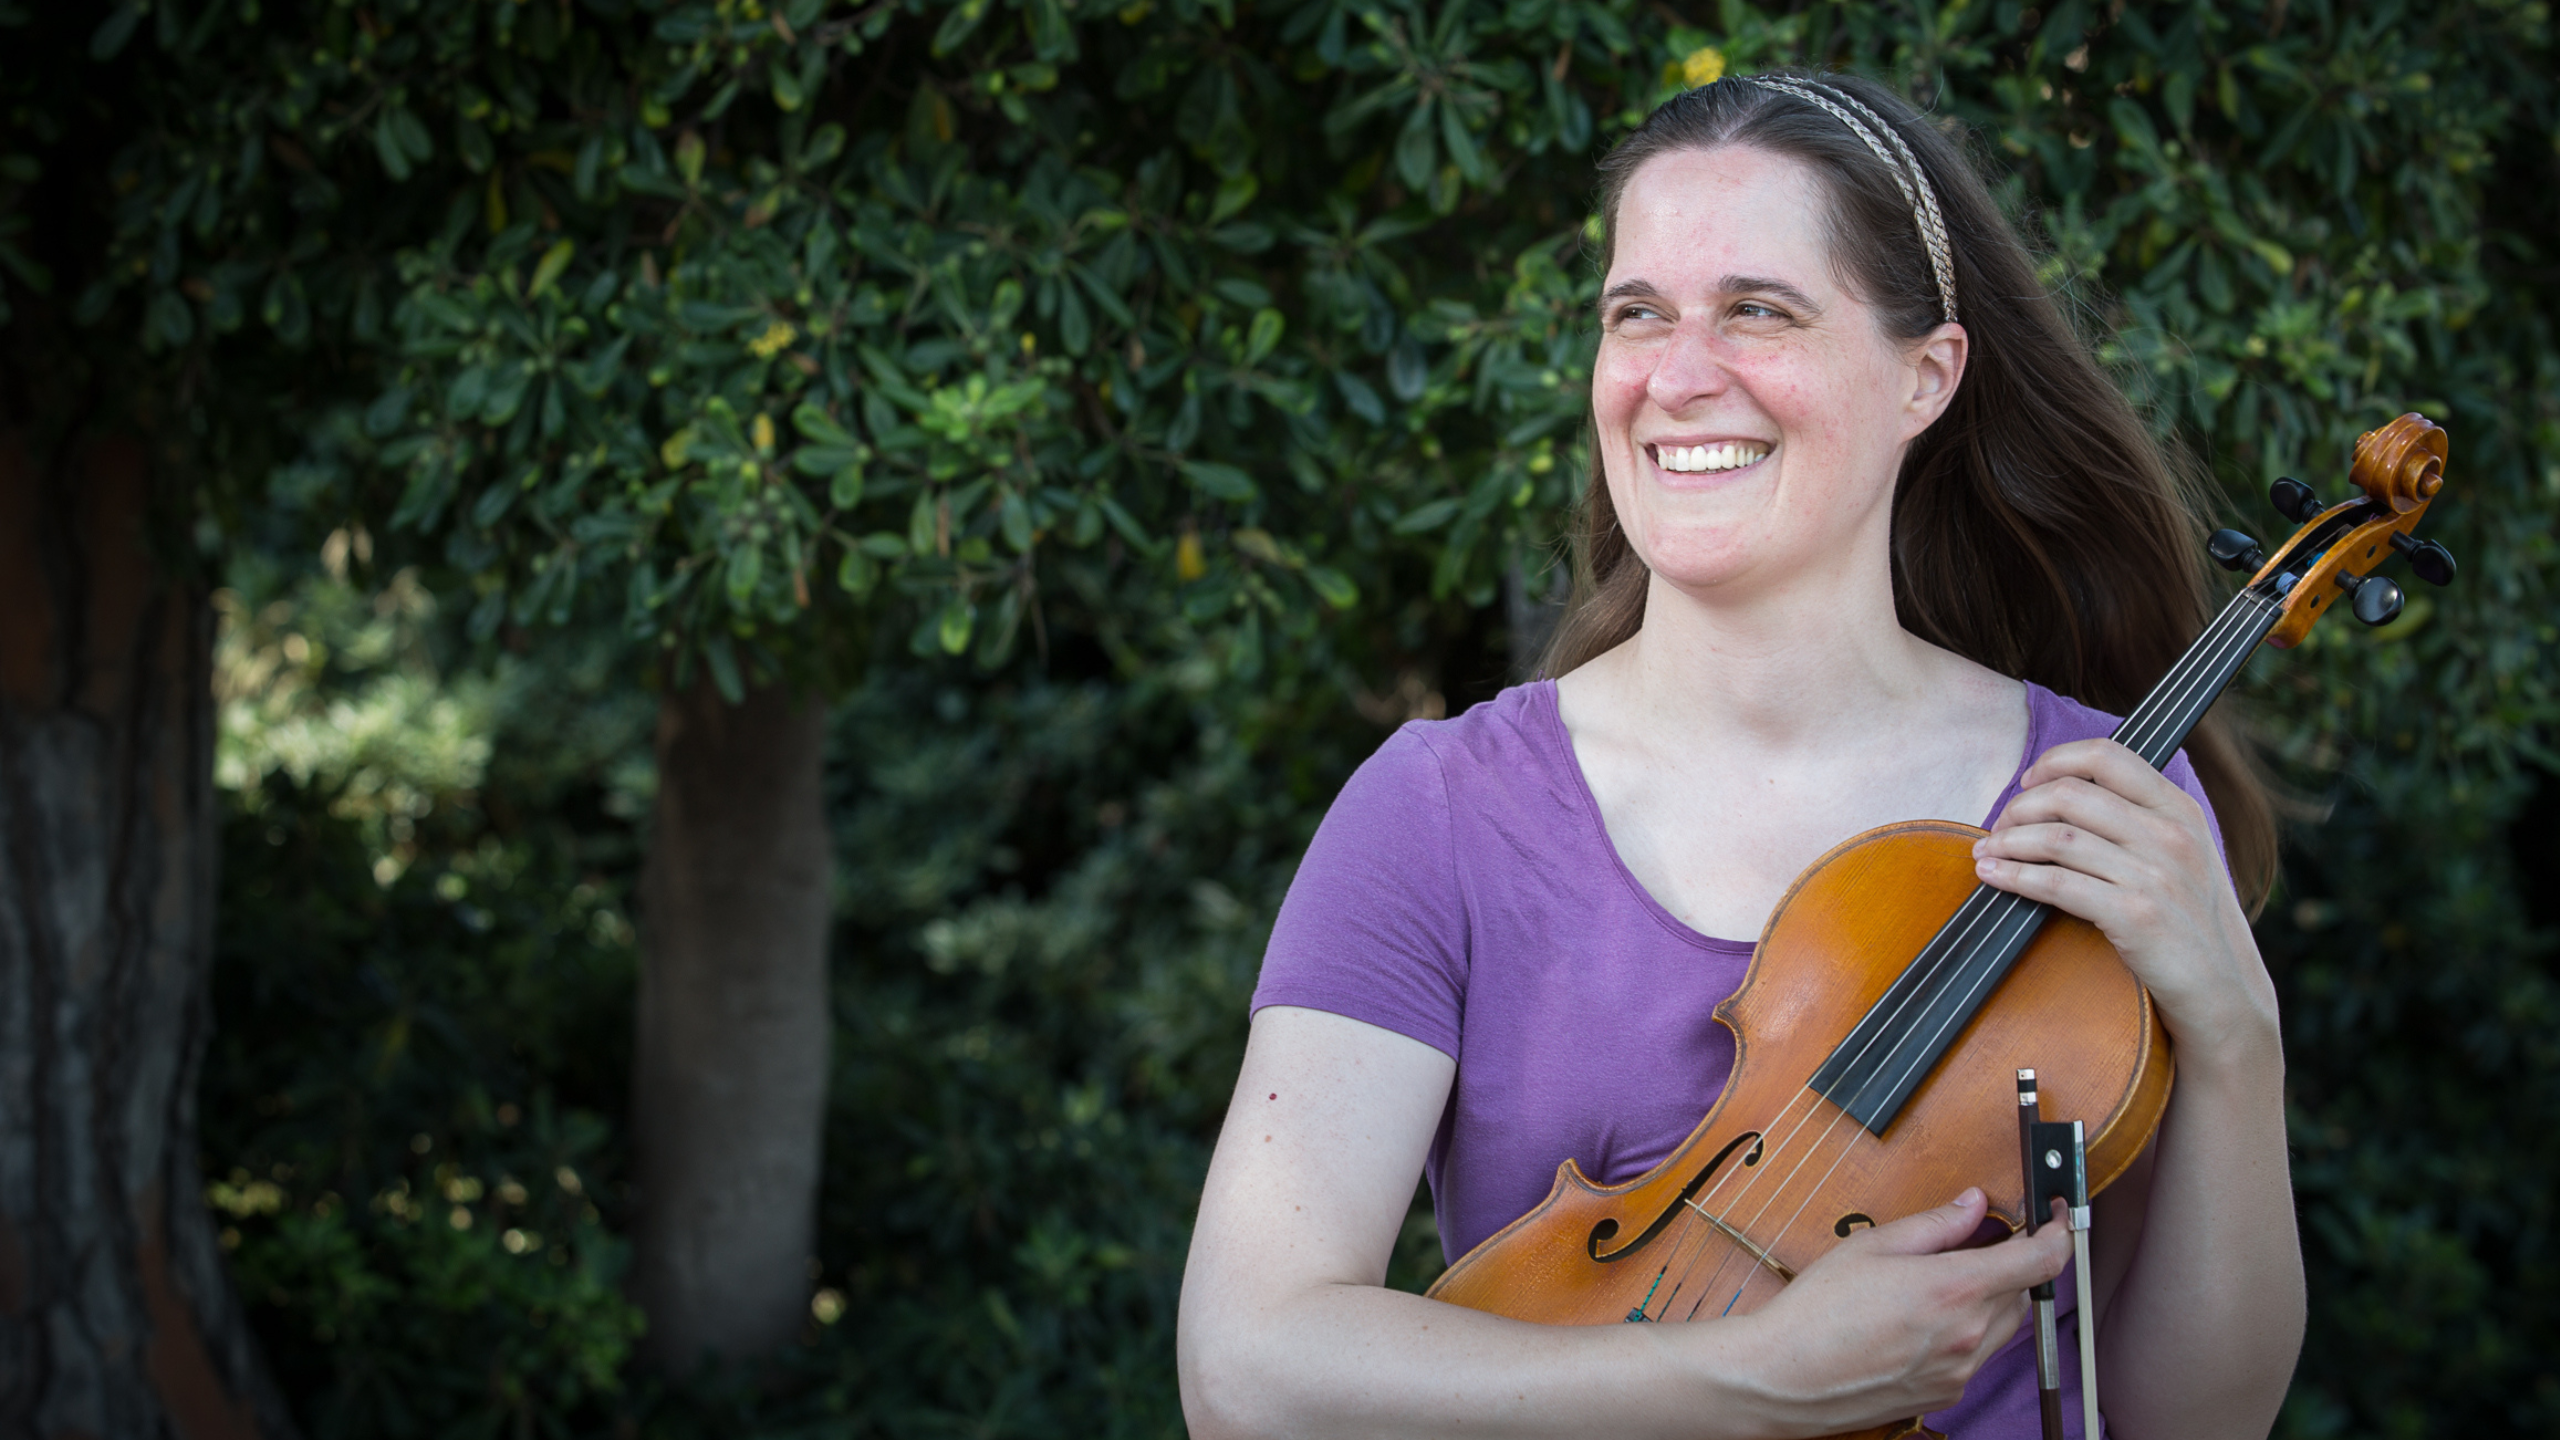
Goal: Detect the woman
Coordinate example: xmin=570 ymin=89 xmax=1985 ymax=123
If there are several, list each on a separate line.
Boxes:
xmin=1178 ymin=71 xmax=2304 ymax=1438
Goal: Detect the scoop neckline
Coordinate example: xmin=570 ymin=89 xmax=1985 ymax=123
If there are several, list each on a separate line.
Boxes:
xmin=1528 ymin=677 xmax=2046 ymax=954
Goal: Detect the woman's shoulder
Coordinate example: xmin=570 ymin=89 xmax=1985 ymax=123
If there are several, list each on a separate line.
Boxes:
xmin=1318 ymin=681 xmax=1580 ymax=850
xmin=1361 ymin=681 xmax=1574 ymax=803
xmin=2022 ymin=680 xmax=2126 ymax=746
xmin=2021 ymin=679 xmax=2215 ymax=816
xmin=1259 ymin=684 xmax=1575 ymax=1051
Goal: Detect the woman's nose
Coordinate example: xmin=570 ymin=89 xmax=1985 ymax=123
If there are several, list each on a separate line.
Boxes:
xmin=1644 ymin=321 xmax=1731 ymax=412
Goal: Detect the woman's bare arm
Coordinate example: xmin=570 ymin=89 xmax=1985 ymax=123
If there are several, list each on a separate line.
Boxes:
xmin=1978 ymin=740 xmax=2306 ymax=1439
xmin=2092 ymin=1033 xmax=2298 ymax=1439
xmin=1177 ymin=1005 xmax=2074 ymax=1440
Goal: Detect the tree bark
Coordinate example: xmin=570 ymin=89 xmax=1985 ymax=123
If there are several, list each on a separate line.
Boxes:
xmin=0 ymin=433 xmax=296 ymax=1437
xmin=630 ymin=676 xmax=834 ymax=1370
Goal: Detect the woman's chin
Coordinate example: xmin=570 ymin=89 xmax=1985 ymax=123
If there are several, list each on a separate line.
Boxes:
xmin=1636 ymin=546 xmax=1764 ymax=596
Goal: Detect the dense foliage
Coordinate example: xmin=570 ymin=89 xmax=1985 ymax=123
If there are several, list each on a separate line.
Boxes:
xmin=5 ymin=0 xmax=2556 ymax=1432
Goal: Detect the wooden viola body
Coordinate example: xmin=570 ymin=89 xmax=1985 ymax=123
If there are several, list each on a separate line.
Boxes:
xmin=1425 ymin=820 xmax=2171 ymax=1440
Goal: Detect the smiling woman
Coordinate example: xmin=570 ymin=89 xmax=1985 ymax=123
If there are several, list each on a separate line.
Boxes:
xmin=1179 ymin=70 xmax=2303 ymax=1440
xmin=1551 ymin=79 xmax=2274 ymax=895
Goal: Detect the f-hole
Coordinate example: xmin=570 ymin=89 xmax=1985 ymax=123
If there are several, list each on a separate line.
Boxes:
xmin=1586 ymin=1132 xmax=1764 ymax=1264
xmin=1833 ymin=1213 xmax=1875 ymax=1238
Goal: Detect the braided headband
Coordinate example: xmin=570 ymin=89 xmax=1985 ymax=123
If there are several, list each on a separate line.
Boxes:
xmin=1747 ymin=76 xmax=1959 ymax=324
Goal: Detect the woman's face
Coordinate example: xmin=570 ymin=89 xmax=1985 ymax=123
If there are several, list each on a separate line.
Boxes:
xmin=1593 ymin=144 xmax=1964 ymax=604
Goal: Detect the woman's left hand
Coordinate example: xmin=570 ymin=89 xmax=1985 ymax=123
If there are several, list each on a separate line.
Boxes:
xmin=1970 ymin=738 xmax=2277 ymax=1067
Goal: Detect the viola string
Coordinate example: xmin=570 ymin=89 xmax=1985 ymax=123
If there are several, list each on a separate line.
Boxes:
xmin=2114 ymin=593 xmax=2258 ymax=761
xmin=1698 ymin=1084 xmax=1897 ymax=1320
xmin=2116 ymin=586 xmax=2274 ymax=763
xmin=1635 ymin=1087 xmax=1824 ymax=1319
xmin=1660 ymin=580 xmax=2280 ymax=1320
xmin=2132 ymin=588 xmax=2276 ymax=759
xmin=1802 ymin=591 xmax=2269 ymax=1131
xmin=1854 ymin=589 xmax=2273 ymax=1114
xmin=1687 ymin=896 xmax=2037 ymax=1319
xmin=1655 ymin=865 xmax=2037 ymax=1314
xmin=1639 ymin=601 xmax=2210 ymax=1323
xmin=1654 ymin=586 xmax=2283 ymax=1319
xmin=1663 ymin=903 xmax=2030 ymax=1316
xmin=1701 ymin=593 xmax=2294 ymax=1319
xmin=1850 ymin=588 xmax=2279 ymax=1123
xmin=1640 ymin=1079 xmax=1851 ymax=1318
xmin=1643 ymin=893 xmax=2042 ymax=1310
xmin=1659 ymin=874 xmax=2035 ymax=1317
xmin=2117 ymin=589 xmax=2279 ymax=764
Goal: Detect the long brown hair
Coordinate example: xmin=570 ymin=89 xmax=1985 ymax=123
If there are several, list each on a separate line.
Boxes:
xmin=1542 ymin=70 xmax=2277 ymax=910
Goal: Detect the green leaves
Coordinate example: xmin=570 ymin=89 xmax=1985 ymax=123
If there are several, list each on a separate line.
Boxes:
xmin=88 ymin=3 xmax=141 ymax=60
xmin=56 ymin=0 xmax=2560 ymax=854
xmin=526 ymin=240 xmax=575 ymax=298
xmin=1179 ymin=461 xmax=1256 ymax=503
xmin=375 ymin=106 xmax=434 ymax=183
xmin=932 ymin=0 xmax=995 ymax=56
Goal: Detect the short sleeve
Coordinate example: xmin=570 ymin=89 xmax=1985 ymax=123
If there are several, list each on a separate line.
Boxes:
xmin=1250 ymin=725 xmax=1468 ymax=1058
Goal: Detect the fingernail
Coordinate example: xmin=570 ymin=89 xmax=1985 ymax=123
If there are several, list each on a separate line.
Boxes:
xmin=1953 ymin=1187 xmax=1983 ymax=1207
xmin=1976 ymin=858 xmax=1996 ymax=876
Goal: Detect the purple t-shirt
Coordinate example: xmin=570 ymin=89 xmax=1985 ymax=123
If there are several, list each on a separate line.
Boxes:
xmin=1252 ymin=678 xmax=2220 ymax=1437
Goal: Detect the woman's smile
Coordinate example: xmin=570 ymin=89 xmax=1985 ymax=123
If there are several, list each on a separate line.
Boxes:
xmin=1648 ymin=439 xmax=1774 ymax=477
xmin=1590 ymin=144 xmax=1964 ymax=598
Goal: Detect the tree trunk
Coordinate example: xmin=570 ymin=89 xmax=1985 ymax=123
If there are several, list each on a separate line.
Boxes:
xmin=0 ymin=434 xmax=296 ymax=1437
xmin=630 ymin=676 xmax=834 ymax=1370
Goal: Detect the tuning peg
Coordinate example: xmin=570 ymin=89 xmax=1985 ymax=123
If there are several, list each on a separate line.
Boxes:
xmin=2335 ymin=570 xmax=2406 ymax=626
xmin=2207 ymin=528 xmax=2265 ymax=573
xmin=2389 ymin=532 xmax=2458 ymax=587
xmin=2270 ymin=477 xmax=2323 ymax=522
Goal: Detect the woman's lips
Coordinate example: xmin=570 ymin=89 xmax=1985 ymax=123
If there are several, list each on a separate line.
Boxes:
xmin=1649 ymin=441 xmax=1772 ymax=474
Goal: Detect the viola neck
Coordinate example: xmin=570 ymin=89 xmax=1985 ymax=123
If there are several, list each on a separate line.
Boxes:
xmin=2102 ymin=587 xmax=2286 ymax=772
xmin=1806 ymin=585 xmax=2284 ymax=1135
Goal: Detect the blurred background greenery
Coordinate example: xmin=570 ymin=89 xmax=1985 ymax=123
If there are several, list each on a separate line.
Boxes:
xmin=4 ymin=0 xmax=2555 ymax=1433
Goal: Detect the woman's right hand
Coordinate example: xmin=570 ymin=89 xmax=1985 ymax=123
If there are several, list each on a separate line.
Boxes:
xmin=1713 ymin=1189 xmax=2074 ymax=1431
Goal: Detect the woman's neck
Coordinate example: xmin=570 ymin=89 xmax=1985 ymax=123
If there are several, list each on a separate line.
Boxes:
xmin=1552 ymin=553 xmax=2029 ymax=941
xmin=1594 ymin=558 xmax=1952 ymax=759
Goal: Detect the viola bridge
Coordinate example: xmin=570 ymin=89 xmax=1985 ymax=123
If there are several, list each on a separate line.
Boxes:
xmin=1584 ymin=1130 xmax=1762 ymax=1265
xmin=1680 ymin=1195 xmax=1797 ymax=1281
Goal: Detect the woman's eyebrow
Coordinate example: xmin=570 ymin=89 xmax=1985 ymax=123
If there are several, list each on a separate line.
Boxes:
xmin=1721 ymin=275 xmax=1822 ymax=312
xmin=1598 ymin=276 xmax=1822 ymax=311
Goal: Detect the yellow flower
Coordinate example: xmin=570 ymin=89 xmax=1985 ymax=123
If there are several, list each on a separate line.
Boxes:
xmin=1175 ymin=531 xmax=1206 ymax=582
xmin=747 ymin=318 xmax=798 ymax=359
xmin=1682 ymin=47 xmax=1726 ymax=88
xmin=751 ymin=413 xmax=776 ymax=454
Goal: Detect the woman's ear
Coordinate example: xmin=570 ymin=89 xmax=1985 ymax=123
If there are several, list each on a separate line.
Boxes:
xmin=1903 ymin=322 xmax=1968 ymax=435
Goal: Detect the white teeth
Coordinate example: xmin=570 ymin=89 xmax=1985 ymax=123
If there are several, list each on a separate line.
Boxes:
xmin=1656 ymin=443 xmax=1769 ymax=473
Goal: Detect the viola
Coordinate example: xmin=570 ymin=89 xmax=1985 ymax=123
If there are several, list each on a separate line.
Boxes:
xmin=1422 ymin=414 xmax=2457 ymax=1440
